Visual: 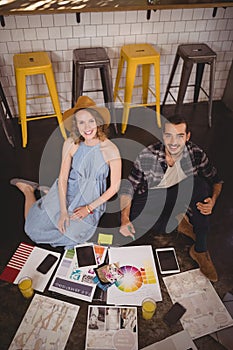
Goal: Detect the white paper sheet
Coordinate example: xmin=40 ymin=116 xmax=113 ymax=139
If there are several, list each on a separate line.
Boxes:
xmin=163 ymin=269 xmax=233 ymax=339
xmin=107 ymin=245 xmax=162 ymax=306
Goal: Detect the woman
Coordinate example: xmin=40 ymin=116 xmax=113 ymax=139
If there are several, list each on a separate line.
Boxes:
xmin=11 ymin=96 xmax=121 ymax=249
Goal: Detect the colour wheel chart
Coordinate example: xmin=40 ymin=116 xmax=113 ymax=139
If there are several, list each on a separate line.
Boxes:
xmin=115 ymin=266 xmax=143 ymax=292
xmin=115 ymin=261 xmax=157 ymax=293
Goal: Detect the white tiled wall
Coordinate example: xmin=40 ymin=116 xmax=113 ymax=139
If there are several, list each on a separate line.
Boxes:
xmin=0 ymin=7 xmax=232 ymax=117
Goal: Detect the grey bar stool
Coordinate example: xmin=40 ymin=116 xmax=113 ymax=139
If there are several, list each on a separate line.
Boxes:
xmin=72 ymin=47 xmax=117 ymax=133
xmin=0 ymin=81 xmax=15 ymax=147
xmin=162 ymin=43 xmax=217 ymax=127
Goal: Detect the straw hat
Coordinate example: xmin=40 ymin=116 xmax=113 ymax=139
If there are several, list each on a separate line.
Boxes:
xmin=63 ymin=96 xmax=111 ymax=131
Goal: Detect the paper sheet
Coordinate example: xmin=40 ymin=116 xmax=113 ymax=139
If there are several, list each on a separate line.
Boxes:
xmin=210 ymin=292 xmax=233 ymax=350
xmin=107 ymin=245 xmax=162 ymax=306
xmin=9 ymin=294 xmax=79 ymax=350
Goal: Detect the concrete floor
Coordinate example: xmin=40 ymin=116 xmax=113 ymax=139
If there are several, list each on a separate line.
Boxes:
xmin=0 ymin=101 xmax=233 ymax=349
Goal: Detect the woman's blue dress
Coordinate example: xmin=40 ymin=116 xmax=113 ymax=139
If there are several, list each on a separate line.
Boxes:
xmin=25 ymin=142 xmax=109 ymax=249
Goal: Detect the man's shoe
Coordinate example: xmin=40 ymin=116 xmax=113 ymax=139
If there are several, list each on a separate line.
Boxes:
xmin=189 ymin=244 xmax=218 ymax=282
xmin=177 ymin=214 xmax=196 ymax=241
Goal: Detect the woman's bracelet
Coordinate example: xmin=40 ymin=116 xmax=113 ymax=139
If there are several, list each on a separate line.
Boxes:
xmin=86 ymin=205 xmax=93 ymax=214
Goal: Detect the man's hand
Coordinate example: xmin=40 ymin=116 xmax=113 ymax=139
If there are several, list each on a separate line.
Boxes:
xmin=196 ymin=197 xmax=213 ymax=215
xmin=119 ymin=221 xmax=135 ymax=239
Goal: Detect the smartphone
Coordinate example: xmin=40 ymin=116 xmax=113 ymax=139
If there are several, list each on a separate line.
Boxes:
xmin=155 ymin=247 xmax=180 ymax=274
xmin=163 ymin=302 xmax=187 ymax=326
xmin=36 ymin=254 xmax=58 ymax=274
xmin=75 ymin=244 xmax=97 ymax=268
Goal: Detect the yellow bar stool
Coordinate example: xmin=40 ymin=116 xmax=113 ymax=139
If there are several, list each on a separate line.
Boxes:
xmin=114 ymin=43 xmax=161 ymax=134
xmin=13 ymin=51 xmax=67 ymax=147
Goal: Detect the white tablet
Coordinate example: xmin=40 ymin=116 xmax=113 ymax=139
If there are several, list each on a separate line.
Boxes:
xmin=155 ymin=247 xmax=180 ymax=274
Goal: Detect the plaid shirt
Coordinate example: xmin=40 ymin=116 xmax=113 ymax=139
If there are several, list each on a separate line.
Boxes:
xmin=121 ymin=141 xmax=223 ymax=198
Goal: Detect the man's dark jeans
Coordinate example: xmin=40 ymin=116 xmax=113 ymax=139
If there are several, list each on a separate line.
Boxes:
xmin=130 ymin=176 xmax=211 ymax=252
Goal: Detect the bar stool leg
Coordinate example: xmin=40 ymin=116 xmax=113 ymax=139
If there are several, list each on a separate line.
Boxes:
xmin=114 ymin=56 xmax=124 ymax=101
xmin=142 ymin=64 xmax=150 ymax=104
xmin=162 ymin=53 xmax=180 ymax=107
xmin=15 ymin=72 xmax=27 ymax=147
xmin=194 ymin=63 xmax=205 ymax=103
xmin=100 ymin=65 xmax=118 ymax=133
xmin=122 ymin=63 xmax=137 ymax=134
xmin=0 ymin=83 xmax=15 ymax=147
xmin=44 ymin=70 xmax=67 ymax=140
xmin=74 ymin=66 xmax=85 ymax=106
xmin=0 ymin=82 xmax=13 ymax=119
xmin=175 ymin=60 xmax=193 ymax=114
xmin=154 ymin=60 xmax=161 ymax=127
xmin=208 ymin=59 xmax=216 ymax=127
xmin=72 ymin=60 xmax=76 ymax=107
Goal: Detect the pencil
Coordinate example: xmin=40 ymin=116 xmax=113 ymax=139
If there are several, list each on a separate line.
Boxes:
xmin=127 ymin=225 xmax=135 ymax=240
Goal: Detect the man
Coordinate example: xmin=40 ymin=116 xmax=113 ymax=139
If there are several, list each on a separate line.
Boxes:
xmin=119 ymin=115 xmax=223 ymax=282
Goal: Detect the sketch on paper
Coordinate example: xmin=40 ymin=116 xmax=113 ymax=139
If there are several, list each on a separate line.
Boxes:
xmin=163 ymin=269 xmax=233 ymax=339
xmin=9 ymin=294 xmax=79 ymax=350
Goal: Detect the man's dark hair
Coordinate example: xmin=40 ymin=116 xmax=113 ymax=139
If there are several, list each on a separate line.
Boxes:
xmin=162 ymin=114 xmax=190 ymax=134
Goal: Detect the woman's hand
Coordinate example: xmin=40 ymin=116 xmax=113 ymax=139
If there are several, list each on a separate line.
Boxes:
xmin=58 ymin=212 xmax=70 ymax=233
xmin=196 ymin=197 xmax=213 ymax=215
xmin=70 ymin=206 xmax=89 ymax=220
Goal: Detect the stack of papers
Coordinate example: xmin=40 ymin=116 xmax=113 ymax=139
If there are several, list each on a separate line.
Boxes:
xmin=49 ymin=244 xmax=108 ymax=302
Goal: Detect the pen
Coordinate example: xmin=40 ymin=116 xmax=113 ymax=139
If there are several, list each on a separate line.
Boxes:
xmin=127 ymin=225 xmax=135 ymax=241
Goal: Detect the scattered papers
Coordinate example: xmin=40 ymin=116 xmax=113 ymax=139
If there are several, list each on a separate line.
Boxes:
xmin=85 ymin=305 xmax=138 ymax=350
xmin=0 ymin=242 xmax=61 ymax=292
xmin=107 ymin=245 xmax=162 ymax=306
xmin=49 ymin=244 xmax=108 ymax=302
xmin=163 ymin=269 xmax=233 ymax=339
xmin=141 ymin=330 xmax=197 ymax=350
xmin=9 ymin=294 xmax=79 ymax=350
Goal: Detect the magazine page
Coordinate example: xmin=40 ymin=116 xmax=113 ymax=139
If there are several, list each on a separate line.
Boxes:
xmin=85 ymin=305 xmax=138 ymax=350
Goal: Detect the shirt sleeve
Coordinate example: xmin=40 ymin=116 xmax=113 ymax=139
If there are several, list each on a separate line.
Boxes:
xmin=197 ymin=149 xmax=223 ymax=185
